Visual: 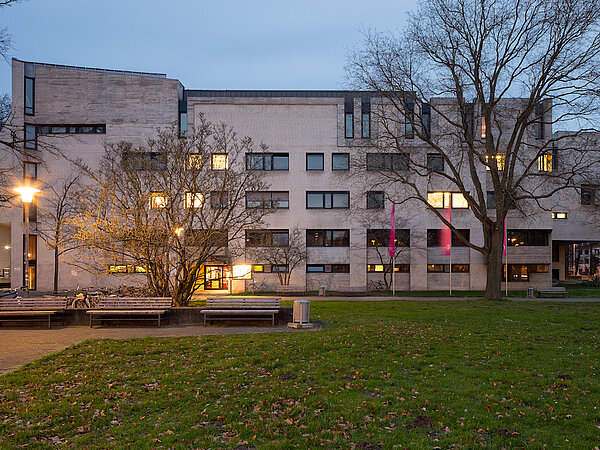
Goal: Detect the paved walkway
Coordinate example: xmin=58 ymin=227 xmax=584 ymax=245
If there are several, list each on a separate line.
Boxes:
xmin=0 ymin=324 xmax=317 ymax=376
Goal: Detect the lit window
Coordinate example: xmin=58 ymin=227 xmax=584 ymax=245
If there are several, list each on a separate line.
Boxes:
xmin=485 ymin=154 xmax=505 ymax=171
xmin=252 ymin=265 xmax=264 ymax=273
xmin=211 ymin=153 xmax=228 ymax=170
xmin=552 ymin=212 xmax=568 ymax=219
xmin=185 ymin=192 xmax=203 ymax=208
xmin=150 ymin=193 xmax=167 ymax=209
xmin=188 ymin=154 xmax=202 ymax=169
xmin=538 ymin=153 xmax=553 ymax=172
xmin=374 ymin=265 xmax=384 ymax=272
xmin=451 ymin=192 xmax=468 ymax=208
xmin=481 ymin=117 xmax=486 ymax=138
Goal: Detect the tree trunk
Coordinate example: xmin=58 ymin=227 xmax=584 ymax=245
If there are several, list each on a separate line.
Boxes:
xmin=484 ymin=224 xmax=504 ymax=300
xmin=53 ymin=246 xmax=59 ymax=294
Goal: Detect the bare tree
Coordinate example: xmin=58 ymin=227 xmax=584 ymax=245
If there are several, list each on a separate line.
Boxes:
xmin=37 ymin=175 xmax=82 ymax=293
xmin=246 ymin=227 xmax=306 ymax=286
xmin=348 ymin=0 xmax=600 ymax=299
xmin=71 ymin=117 xmax=271 ymax=306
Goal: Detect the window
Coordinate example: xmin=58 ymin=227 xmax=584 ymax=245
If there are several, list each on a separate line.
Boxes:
xmin=452 ymin=264 xmax=470 ymax=273
xmin=179 ymin=112 xmax=187 ymax=138
xmin=427 ymin=192 xmax=468 ymax=208
xmin=185 ymin=192 xmax=203 ymax=209
xmin=427 ymin=229 xmax=470 ymax=247
xmin=366 ymin=191 xmax=385 ymax=209
xmin=538 ymin=153 xmax=553 ymax=172
xmin=362 ymin=98 xmax=371 ymax=138
xmin=187 ymin=153 xmax=202 ymax=169
xmin=503 ymin=265 xmax=529 ymax=282
xmin=124 ymin=152 xmax=166 ymax=170
xmin=23 ymin=196 xmax=37 ymax=222
xmin=487 ymin=191 xmax=496 ymax=209
xmin=306 ymin=230 xmax=350 ymax=247
xmin=427 ymin=264 xmax=448 ymax=273
xmin=485 ymin=154 xmax=505 ymax=171
xmin=535 ymin=103 xmax=544 ymax=140
xmin=422 ymin=102 xmax=431 ymax=137
xmin=210 ymin=191 xmax=229 ymax=209
xmin=366 ymin=153 xmax=409 ymax=171
xmin=24 ymin=124 xmax=36 ymax=149
xmin=581 ymin=185 xmax=597 ymax=205
xmin=150 ymin=192 xmax=167 ymax=209
xmin=251 ymin=264 xmax=289 ymax=274
xmin=108 ymin=265 xmax=146 ymax=274
xmin=306 ymin=264 xmax=350 ymax=273
xmin=332 ymin=153 xmax=349 ymax=171
xmin=306 ymin=153 xmax=324 ymax=171
xmin=211 ymin=153 xmax=228 ymax=170
xmin=507 ymin=230 xmax=549 ymax=246
xmin=367 ymin=229 xmax=410 ymax=247
xmin=405 ymin=97 xmax=414 ymax=138
xmin=246 ymin=153 xmax=289 ymax=171
xmin=24 ymin=76 xmax=34 ymax=115
xmin=427 ymin=154 xmax=444 ymax=172
xmin=306 ymin=191 xmax=349 ymax=209
xmin=246 ymin=191 xmax=289 ymax=209
xmin=246 ymin=230 xmax=289 ymax=247
xmin=36 ymin=125 xmax=106 ymax=134
xmin=23 ymin=162 xmax=37 ymax=180
xmin=481 ymin=117 xmax=486 ymax=138
xmin=367 ymin=264 xmax=410 ymax=273
xmin=345 ymin=98 xmax=354 ymax=138
xmin=465 ymin=103 xmax=474 ymax=139
xmin=552 ymin=212 xmax=568 ymax=219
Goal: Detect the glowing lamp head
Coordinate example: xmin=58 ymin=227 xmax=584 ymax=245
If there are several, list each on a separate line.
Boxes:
xmin=14 ymin=186 xmax=40 ymax=203
xmin=174 ymin=227 xmax=184 ymax=237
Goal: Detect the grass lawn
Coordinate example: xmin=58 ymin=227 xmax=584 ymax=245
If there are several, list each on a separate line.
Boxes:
xmin=1 ymin=300 xmax=599 ymax=448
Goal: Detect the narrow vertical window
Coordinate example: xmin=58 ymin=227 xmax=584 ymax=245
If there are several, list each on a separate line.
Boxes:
xmin=422 ymin=102 xmax=431 ymax=137
xmin=179 ymin=112 xmax=187 ymax=138
xmin=344 ymin=98 xmax=354 ymax=138
xmin=465 ymin=103 xmax=474 ymax=139
xmin=535 ymin=103 xmax=544 ymax=140
xmin=405 ymin=97 xmax=414 ymax=138
xmin=24 ymin=76 xmax=34 ymax=116
xmin=24 ymin=124 xmax=36 ymax=149
xmin=481 ymin=117 xmax=486 ymax=139
xmin=361 ymin=98 xmax=371 ymax=138
xmin=23 ymin=161 xmax=38 ymax=180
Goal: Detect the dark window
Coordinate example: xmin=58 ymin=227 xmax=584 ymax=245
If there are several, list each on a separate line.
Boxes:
xmin=367 ymin=229 xmax=410 ymax=247
xmin=306 ymin=192 xmax=349 ymax=209
xmin=345 ymin=98 xmax=354 ymax=138
xmin=24 ymin=124 xmax=36 ymax=149
xmin=246 ymin=191 xmax=289 ymax=209
xmin=507 ymin=230 xmax=549 ymax=246
xmin=306 ymin=229 xmax=350 ymax=247
xmin=123 ymin=152 xmax=166 ymax=170
xmin=306 ymin=264 xmax=350 ymax=273
xmin=210 ymin=191 xmax=229 ymax=209
xmin=405 ymin=97 xmax=414 ymax=138
xmin=581 ymin=185 xmax=597 ymax=205
xmin=306 ymin=153 xmax=324 ymax=171
xmin=362 ymin=98 xmax=371 ymax=138
xmin=427 ymin=229 xmax=470 ymax=247
xmin=23 ymin=196 xmax=37 ymax=223
xmin=179 ymin=112 xmax=187 ymax=138
xmin=246 ymin=153 xmax=289 ymax=171
xmin=366 ymin=153 xmax=409 ymax=171
xmin=427 ymin=154 xmax=444 ymax=172
xmin=487 ymin=191 xmax=496 ymax=209
xmin=245 ymin=230 xmax=289 ymax=247
xmin=36 ymin=125 xmax=106 ymax=134
xmin=24 ymin=76 xmax=35 ymax=115
xmin=366 ymin=191 xmax=385 ymax=209
xmin=185 ymin=229 xmax=228 ymax=248
xmin=465 ymin=103 xmax=474 ymax=139
xmin=367 ymin=264 xmax=410 ymax=273
xmin=422 ymin=102 xmax=431 ymax=137
xmin=23 ymin=162 xmax=37 ymax=180
xmin=332 ymin=153 xmax=350 ymax=171
xmin=535 ymin=103 xmax=544 ymax=140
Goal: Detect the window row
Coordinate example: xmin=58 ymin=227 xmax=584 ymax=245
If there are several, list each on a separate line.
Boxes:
xmin=150 ymin=192 xmax=228 ymax=209
xmin=427 ymin=264 xmax=470 ymax=273
xmin=245 ymin=229 xmax=410 ymax=248
xmin=24 ymin=124 xmax=106 ymax=149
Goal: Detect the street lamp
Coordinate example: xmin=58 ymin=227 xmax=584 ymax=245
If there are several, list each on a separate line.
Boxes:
xmin=14 ymin=186 xmax=40 ymax=297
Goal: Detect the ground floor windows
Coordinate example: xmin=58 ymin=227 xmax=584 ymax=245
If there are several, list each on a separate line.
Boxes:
xmin=306 ymin=264 xmax=350 ymax=273
xmin=367 ymin=264 xmax=410 ymax=273
xmin=306 ymin=229 xmax=349 ymax=247
xmin=427 ymin=264 xmax=470 ymax=273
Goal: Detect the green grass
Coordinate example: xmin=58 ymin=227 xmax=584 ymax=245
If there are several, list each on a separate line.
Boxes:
xmin=1 ymin=300 xmax=599 ymax=448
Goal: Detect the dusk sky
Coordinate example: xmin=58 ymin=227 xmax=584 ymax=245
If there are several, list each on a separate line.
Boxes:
xmin=1 ymin=0 xmax=415 ymax=96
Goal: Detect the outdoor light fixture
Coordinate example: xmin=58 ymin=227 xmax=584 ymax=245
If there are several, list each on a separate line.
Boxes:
xmin=174 ymin=227 xmax=184 ymax=236
xmin=14 ymin=185 xmax=40 ymax=296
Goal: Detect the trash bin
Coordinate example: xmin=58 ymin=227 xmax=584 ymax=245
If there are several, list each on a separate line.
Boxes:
xmin=527 ymin=287 xmax=535 ymax=298
xmin=318 ymin=286 xmax=326 ymax=296
xmin=293 ymin=299 xmax=310 ymax=324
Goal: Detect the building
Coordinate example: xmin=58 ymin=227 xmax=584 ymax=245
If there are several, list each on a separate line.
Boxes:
xmin=1 ymin=58 xmax=599 ymax=293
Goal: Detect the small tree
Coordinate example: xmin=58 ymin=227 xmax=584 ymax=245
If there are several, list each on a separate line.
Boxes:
xmin=37 ymin=175 xmax=82 ymax=293
xmin=71 ymin=117 xmax=270 ymax=306
xmin=247 ymin=227 xmax=306 ymax=286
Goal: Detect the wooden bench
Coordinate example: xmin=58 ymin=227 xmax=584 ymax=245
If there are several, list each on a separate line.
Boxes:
xmin=338 ymin=286 xmax=367 ymax=294
xmin=201 ymin=297 xmax=281 ymax=326
xmin=86 ymin=297 xmax=172 ymax=328
xmin=0 ymin=298 xmax=68 ymax=328
xmin=276 ymin=285 xmax=305 ymax=294
xmin=535 ymin=287 xmax=567 ymax=298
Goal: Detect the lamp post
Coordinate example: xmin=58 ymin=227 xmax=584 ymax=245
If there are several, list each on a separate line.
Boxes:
xmin=14 ymin=186 xmax=40 ymax=297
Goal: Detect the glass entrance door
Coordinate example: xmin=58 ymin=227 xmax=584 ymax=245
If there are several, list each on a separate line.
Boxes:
xmin=204 ymin=265 xmax=223 ymax=290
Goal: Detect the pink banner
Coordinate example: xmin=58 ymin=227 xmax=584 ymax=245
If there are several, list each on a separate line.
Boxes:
xmin=389 ymin=203 xmax=396 ymax=258
xmin=441 ymin=202 xmax=451 ymax=255
xmin=503 ymin=217 xmax=507 ymax=256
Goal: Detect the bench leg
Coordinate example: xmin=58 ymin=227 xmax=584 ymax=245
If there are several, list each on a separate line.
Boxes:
xmin=48 ymin=315 xmax=51 ymax=329
xmin=158 ymin=314 xmax=161 ymax=328
xmin=89 ymin=315 xmax=93 ymax=328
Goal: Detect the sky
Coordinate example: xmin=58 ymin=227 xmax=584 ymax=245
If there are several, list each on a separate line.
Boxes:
xmin=0 ymin=0 xmax=416 ymax=96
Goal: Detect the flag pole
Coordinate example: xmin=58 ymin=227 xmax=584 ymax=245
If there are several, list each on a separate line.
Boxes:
xmin=449 ymin=243 xmax=452 ymax=296
xmin=389 ymin=202 xmax=396 ymax=296
xmin=392 ymin=252 xmax=396 ymax=296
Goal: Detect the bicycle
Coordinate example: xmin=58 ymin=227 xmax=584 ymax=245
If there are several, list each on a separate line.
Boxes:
xmin=0 ymin=288 xmax=19 ymax=298
xmin=369 ymin=279 xmax=386 ymax=291
xmin=248 ymin=280 xmax=268 ymax=293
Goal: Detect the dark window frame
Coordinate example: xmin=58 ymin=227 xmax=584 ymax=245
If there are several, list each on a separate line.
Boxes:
xmin=332 ymin=153 xmax=350 ymax=171
xmin=306 ymin=153 xmax=325 ymax=171
xmin=422 ymin=102 xmax=431 ymax=137
xmin=245 ymin=191 xmax=289 ymax=209
xmin=427 ymin=229 xmax=470 ymax=247
xmin=24 ymin=76 xmax=35 ymax=116
xmin=24 ymin=124 xmax=37 ymax=149
xmin=306 ymin=191 xmax=350 ymax=209
xmin=245 ymin=152 xmax=289 ymax=171
xmin=366 ymin=191 xmax=385 ymax=210
xmin=367 ymin=229 xmax=410 ymax=247
xmin=506 ymin=229 xmax=549 ymax=246
xmin=366 ymin=153 xmax=409 ymax=171
xmin=306 ymin=229 xmax=350 ymax=247
xmin=36 ymin=124 xmax=106 ymax=134
xmin=426 ymin=153 xmax=444 ymax=172
xmin=23 ymin=161 xmax=38 ymax=180
xmin=306 ymin=264 xmax=350 ymax=273
xmin=245 ymin=229 xmax=290 ymax=248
